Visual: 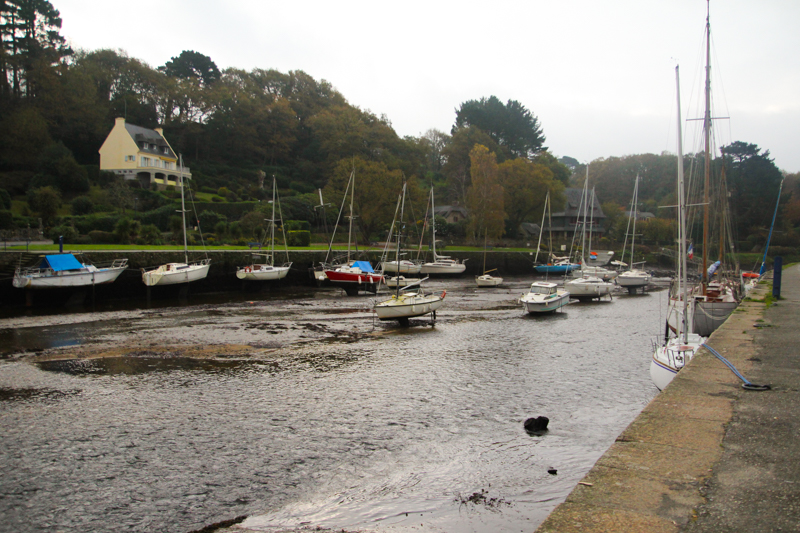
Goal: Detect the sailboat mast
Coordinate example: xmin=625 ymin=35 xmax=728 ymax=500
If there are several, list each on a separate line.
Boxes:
xmin=347 ymin=169 xmax=355 ymax=264
xmin=580 ymin=169 xmax=588 ymax=264
xmin=676 ymin=65 xmax=689 ymax=343
xmin=396 ymin=183 xmax=406 ymax=298
xmin=702 ymin=6 xmax=712 ymax=285
xmin=179 ymin=155 xmax=188 ymax=264
xmin=629 ymin=175 xmax=639 ymax=271
xmin=534 ymin=191 xmax=548 ymax=264
xmin=430 ymin=187 xmax=437 ymax=259
xmin=271 ymin=176 xmax=277 ymax=265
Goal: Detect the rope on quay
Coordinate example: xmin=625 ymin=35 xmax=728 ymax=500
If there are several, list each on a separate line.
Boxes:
xmin=701 ymin=343 xmax=772 ymax=391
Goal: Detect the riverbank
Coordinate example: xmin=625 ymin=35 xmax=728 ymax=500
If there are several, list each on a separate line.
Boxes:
xmin=536 ymin=264 xmax=800 ymax=532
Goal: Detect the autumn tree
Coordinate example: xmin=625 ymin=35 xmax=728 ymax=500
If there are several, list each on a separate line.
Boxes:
xmin=499 ymin=157 xmax=564 ymax=238
xmin=466 ymin=145 xmax=504 ymax=241
xmin=324 ymin=157 xmax=406 ymax=244
xmin=441 ymin=126 xmax=499 ymax=206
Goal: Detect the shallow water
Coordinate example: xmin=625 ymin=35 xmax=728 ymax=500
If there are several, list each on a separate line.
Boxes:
xmin=0 ymin=277 xmax=664 ymax=532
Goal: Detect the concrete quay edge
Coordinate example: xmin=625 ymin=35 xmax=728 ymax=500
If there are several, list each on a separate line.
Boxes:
xmin=535 ymin=270 xmax=788 ymax=533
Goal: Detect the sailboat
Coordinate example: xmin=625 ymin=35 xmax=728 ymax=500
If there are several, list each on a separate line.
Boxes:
xmin=686 ymin=6 xmax=740 ymax=336
xmin=419 ymin=187 xmax=466 ymax=275
xmin=142 ymin=156 xmax=210 ymax=286
xmin=236 ymin=176 xmax=292 ymax=281
xmin=533 ymin=191 xmax=579 ymax=274
xmin=616 ymin=174 xmax=651 ymax=293
xmin=322 ymin=169 xmax=383 ymax=295
xmin=475 ymin=229 xmax=503 ymax=287
xmin=567 ymin=174 xmax=614 ymax=300
xmin=651 ymin=65 xmax=706 ymax=390
xmin=374 ymin=183 xmax=445 ymax=324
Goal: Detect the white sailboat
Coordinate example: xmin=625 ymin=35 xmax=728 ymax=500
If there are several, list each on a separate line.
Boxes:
xmin=567 ymin=172 xmax=614 ymax=300
xmin=236 ymin=177 xmax=292 ymax=281
xmin=571 ymin=170 xmax=618 ymax=282
xmin=475 ymin=229 xmax=503 ymax=287
xmin=375 ymin=183 xmax=445 ymax=324
xmin=651 ymin=65 xmax=706 ymax=390
xmin=616 ymin=174 xmax=651 ymax=293
xmin=519 ymin=281 xmax=570 ymax=314
xmin=420 ymin=187 xmax=466 ymax=275
xmin=142 ymin=156 xmax=210 ymax=286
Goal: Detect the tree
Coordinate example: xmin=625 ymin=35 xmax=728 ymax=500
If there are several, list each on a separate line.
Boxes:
xmin=498 ymin=157 xmax=564 ymax=237
xmin=138 ymin=223 xmax=162 ymax=245
xmin=27 ymin=185 xmax=60 ymax=225
xmin=441 ymin=126 xmax=499 ymax=206
xmin=722 ymin=141 xmax=784 ymax=238
xmin=0 ymin=0 xmax=72 ymax=101
xmin=33 ymin=141 xmax=89 ymax=193
xmin=324 ymin=157 xmax=406 ymax=244
xmin=159 ymin=50 xmax=220 ymax=88
xmin=0 ymin=107 xmax=52 ymax=170
xmin=71 ymin=195 xmax=93 ymax=215
xmin=466 ymin=145 xmax=504 ymax=241
xmin=454 ymin=96 xmax=546 ymax=159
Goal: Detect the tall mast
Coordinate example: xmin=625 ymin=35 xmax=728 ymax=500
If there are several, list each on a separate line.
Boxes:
xmin=629 ymin=174 xmax=640 ymax=271
xmin=702 ymin=3 xmax=712 ymax=285
xmin=580 ymin=169 xmax=588 ymax=264
xmin=270 ymin=176 xmax=276 ymax=265
xmin=534 ymin=191 xmax=548 ymax=264
xmin=430 ymin=187 xmax=437 ymax=259
xmin=346 ymin=169 xmax=355 ymax=264
xmin=179 ymin=155 xmax=188 ymax=264
xmin=676 ymin=65 xmax=689 ymax=342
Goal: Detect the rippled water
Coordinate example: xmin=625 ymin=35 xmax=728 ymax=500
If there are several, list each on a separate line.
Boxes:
xmin=0 ymin=278 xmax=663 ymax=532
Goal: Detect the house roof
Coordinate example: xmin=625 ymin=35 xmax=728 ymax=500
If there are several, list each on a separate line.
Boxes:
xmin=124 ymin=123 xmax=176 ymax=159
xmin=551 ymin=188 xmax=606 ymax=219
xmin=434 ymin=205 xmax=468 ymax=218
xmin=519 ymin=222 xmax=542 ymax=236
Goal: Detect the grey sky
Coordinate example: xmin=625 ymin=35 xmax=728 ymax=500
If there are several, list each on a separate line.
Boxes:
xmin=56 ymin=0 xmax=800 ymax=172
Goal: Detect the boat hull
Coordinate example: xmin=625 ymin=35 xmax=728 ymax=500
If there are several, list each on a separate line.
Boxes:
xmin=142 ymin=261 xmax=210 ymax=287
xmin=236 ymin=264 xmax=291 ymax=281
xmin=566 ymin=278 xmax=614 ymax=300
xmin=381 ymin=261 xmax=422 ymax=275
xmin=13 ymin=265 xmax=127 ymax=289
xmin=476 ymin=275 xmax=503 ymax=287
xmin=420 ymin=262 xmax=466 ymax=275
xmin=693 ymin=300 xmax=738 ymax=337
xmin=616 ymin=270 xmax=650 ymax=290
xmin=385 ymin=276 xmax=419 ymax=288
xmin=374 ymin=292 xmax=444 ymax=320
xmin=324 ymin=270 xmax=383 ymax=284
xmin=650 ymin=334 xmax=705 ymax=390
xmin=534 ymin=264 xmax=579 ymax=274
xmin=520 ymin=293 xmax=570 ymax=313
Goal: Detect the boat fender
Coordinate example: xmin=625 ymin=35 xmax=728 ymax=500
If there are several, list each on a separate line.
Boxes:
xmin=441 ymin=290 xmax=446 ymax=299
xmin=245 ymin=266 xmax=251 ymax=273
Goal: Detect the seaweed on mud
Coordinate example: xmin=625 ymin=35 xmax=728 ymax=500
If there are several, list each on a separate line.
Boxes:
xmin=454 ymin=488 xmax=511 ymax=509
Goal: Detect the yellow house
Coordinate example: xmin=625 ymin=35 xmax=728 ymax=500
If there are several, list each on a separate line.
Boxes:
xmin=98 ymin=117 xmax=190 ymax=190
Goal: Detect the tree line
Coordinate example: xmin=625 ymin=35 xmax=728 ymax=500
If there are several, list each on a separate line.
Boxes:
xmin=0 ymin=0 xmax=796 ymax=253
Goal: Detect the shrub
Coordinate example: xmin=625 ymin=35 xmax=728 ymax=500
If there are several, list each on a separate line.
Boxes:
xmin=138 ymin=224 xmax=163 ymax=245
xmin=287 ymin=230 xmax=310 ymax=247
xmin=71 ymin=196 xmax=94 ymax=216
xmin=0 ymin=209 xmax=13 ymax=230
xmin=0 ymin=188 xmax=11 ymax=209
xmin=88 ymin=230 xmax=114 ymax=244
xmin=286 ymin=219 xmax=311 ymax=231
xmin=217 ymin=187 xmax=229 ymax=197
xmin=48 ymin=224 xmax=79 ymax=243
xmin=212 ymin=196 xmax=223 ymax=202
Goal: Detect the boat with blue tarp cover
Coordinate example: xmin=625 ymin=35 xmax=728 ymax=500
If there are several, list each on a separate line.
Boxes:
xmin=13 ymin=253 xmax=128 ymax=289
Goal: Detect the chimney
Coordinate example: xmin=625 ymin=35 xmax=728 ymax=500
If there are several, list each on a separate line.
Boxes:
xmin=115 ymin=117 xmax=125 ymax=126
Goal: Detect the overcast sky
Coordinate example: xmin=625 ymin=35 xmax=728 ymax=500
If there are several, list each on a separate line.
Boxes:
xmin=55 ymin=0 xmax=800 ymax=173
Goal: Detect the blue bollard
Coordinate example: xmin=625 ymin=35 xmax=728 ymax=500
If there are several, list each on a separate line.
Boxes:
xmin=773 ymin=256 xmax=783 ymax=299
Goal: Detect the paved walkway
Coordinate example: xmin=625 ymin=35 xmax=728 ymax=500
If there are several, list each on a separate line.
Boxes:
xmin=536 ymin=263 xmax=800 ymax=532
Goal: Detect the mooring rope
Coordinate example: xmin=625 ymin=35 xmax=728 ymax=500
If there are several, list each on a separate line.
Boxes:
xmin=701 ymin=343 xmax=771 ymax=391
